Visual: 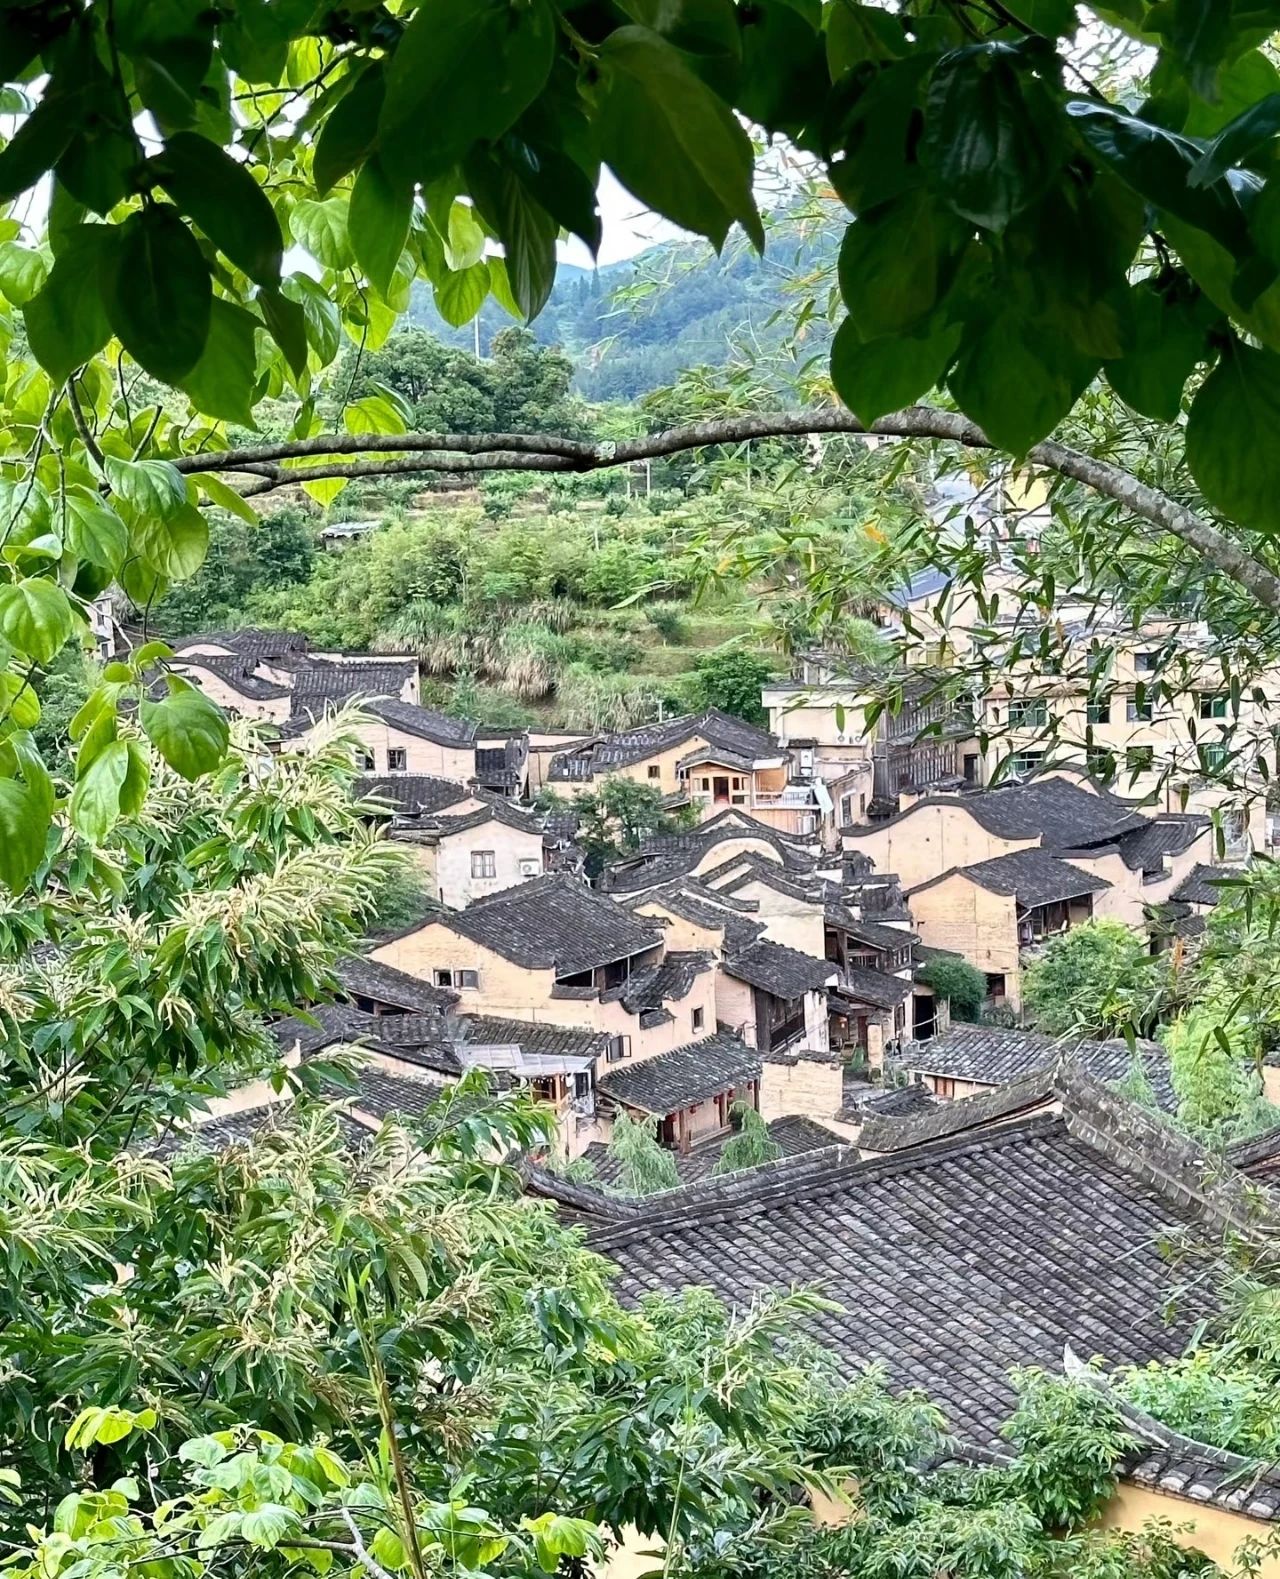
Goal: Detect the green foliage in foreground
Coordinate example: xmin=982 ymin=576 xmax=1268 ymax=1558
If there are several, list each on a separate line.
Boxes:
xmin=1023 ymin=920 xmax=1173 ymax=1039
xmin=918 ymin=957 xmax=988 ymax=1024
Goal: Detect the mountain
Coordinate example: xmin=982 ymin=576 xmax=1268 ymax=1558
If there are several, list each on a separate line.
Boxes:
xmin=408 ymin=213 xmax=838 ymax=401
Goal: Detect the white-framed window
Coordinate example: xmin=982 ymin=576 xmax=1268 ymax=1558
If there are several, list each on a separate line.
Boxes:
xmin=387 ymin=746 xmax=407 ymax=771
xmin=1127 ymin=694 xmax=1154 ymax=722
xmin=356 ymin=748 xmax=375 ymax=771
xmin=471 ymin=850 xmax=497 ymax=879
xmin=606 ymin=1034 xmax=631 ymax=1063
xmin=434 ymin=968 xmax=479 ymax=989
xmin=1008 ymin=699 xmax=1048 ymax=728
xmin=1199 ymin=694 xmax=1228 ymax=720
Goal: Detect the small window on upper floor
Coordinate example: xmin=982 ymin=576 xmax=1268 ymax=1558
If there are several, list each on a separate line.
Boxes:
xmin=1127 ymin=695 xmax=1154 ymax=722
xmin=1087 ymin=695 xmax=1112 ymax=725
xmin=692 ymin=1006 xmax=705 ymax=1032
xmin=356 ymin=748 xmax=375 ymax=771
xmin=434 ymin=968 xmax=479 ymax=989
xmin=1135 ymin=651 xmax=1158 ymax=673
xmin=387 ymin=746 xmax=407 ymax=771
xmin=647 ymin=764 xmax=661 ymax=779
xmin=1126 ymin=745 xmax=1155 ymax=774
xmin=471 ymin=850 xmax=497 ymax=879
xmin=1199 ymin=693 xmax=1228 ymax=720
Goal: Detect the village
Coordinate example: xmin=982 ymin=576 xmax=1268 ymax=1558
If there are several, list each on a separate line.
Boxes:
xmin=148 ymin=537 xmax=1280 ymax=1573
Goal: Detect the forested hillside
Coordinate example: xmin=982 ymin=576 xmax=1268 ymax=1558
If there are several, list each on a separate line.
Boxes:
xmin=409 ymin=211 xmax=838 ymax=399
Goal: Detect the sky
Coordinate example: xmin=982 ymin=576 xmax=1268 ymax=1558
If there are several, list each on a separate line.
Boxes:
xmin=562 ymin=169 xmax=684 ymax=268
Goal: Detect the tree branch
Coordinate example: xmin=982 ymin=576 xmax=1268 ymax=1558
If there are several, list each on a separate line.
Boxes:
xmin=171 ymin=406 xmax=1280 ymax=614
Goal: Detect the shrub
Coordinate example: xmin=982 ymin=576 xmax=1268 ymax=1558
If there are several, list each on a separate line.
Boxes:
xmin=645 ymin=601 xmax=688 ymax=642
xmin=1022 ymin=919 xmax=1170 ymax=1037
xmin=917 ymin=957 xmax=987 ymax=1023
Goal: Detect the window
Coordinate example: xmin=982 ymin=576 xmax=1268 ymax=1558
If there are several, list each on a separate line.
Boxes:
xmin=1008 ymin=699 xmax=1047 ymax=728
xmin=1086 ymin=746 xmax=1115 ymax=781
xmin=1086 ymin=695 xmax=1112 ymax=725
xmin=984 ymin=972 xmax=1006 ymax=1002
xmin=963 ymin=753 xmax=979 ymax=784
xmin=471 ymin=850 xmax=497 ymax=879
xmin=933 ymin=1077 xmax=957 ymax=1100
xmin=647 ymin=764 xmax=661 ymax=779
xmin=387 ymin=746 xmax=407 ymax=771
xmin=1127 ymin=695 xmax=1153 ymax=722
xmin=606 ymin=1033 xmax=631 ymax=1063
xmin=356 ymin=748 xmax=375 ymax=771
xmin=1008 ymin=749 xmax=1045 ymax=778
xmin=1126 ymin=745 xmax=1155 ymax=774
xmin=1135 ymin=651 xmax=1158 ymax=673
xmin=434 ymin=968 xmax=479 ymax=989
xmin=692 ymin=1006 xmax=705 ymax=1032
xmin=1201 ymin=743 xmax=1229 ymax=772
xmin=1199 ymin=693 xmax=1228 ymax=720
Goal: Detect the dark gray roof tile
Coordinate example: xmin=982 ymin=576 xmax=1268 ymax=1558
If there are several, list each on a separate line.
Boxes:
xmin=597 ymin=1031 xmax=760 ymax=1114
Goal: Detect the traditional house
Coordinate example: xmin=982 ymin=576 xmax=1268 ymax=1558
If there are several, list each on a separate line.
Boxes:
xmin=578 ymin=1065 xmax=1280 ymax=1573
xmin=389 ymin=797 xmax=548 ymax=907
xmin=367 ymin=875 xmax=763 ymax=1156
xmin=891 ymin=1022 xmax=1176 ymax=1107
xmin=547 ymin=710 xmax=827 ymax=835
xmin=906 ymin=849 xmax=1111 ymax=1012
xmin=601 ymin=809 xmax=825 ymax=896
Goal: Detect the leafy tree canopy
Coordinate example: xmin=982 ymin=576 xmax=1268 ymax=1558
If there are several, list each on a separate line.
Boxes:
xmin=918 ymin=955 xmax=988 ymax=1023
xmin=687 ymin=644 xmax=777 ymax=724
xmin=1022 ymin=918 xmax=1173 ymax=1038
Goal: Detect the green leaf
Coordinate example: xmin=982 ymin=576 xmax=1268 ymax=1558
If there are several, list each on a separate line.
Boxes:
xmin=133 ymin=503 xmax=210 ymax=580
xmin=314 ymin=62 xmax=385 ymax=195
xmin=0 ymin=731 xmax=53 ymax=890
xmin=824 ymin=2 xmax=907 ymax=78
xmin=0 ymin=242 xmax=47 ymax=307
xmin=0 ymin=480 xmax=53 ymax=555
xmin=466 ymin=153 xmax=556 ymax=319
xmin=923 ymin=44 xmax=1063 ymax=231
xmin=119 ymin=739 xmax=151 ymax=815
xmin=291 ymin=195 xmax=353 ymax=271
xmin=1067 ymin=100 xmax=1254 ymax=259
xmin=23 ymin=226 xmax=113 ymax=383
xmin=104 ymin=457 xmax=187 ymax=519
xmin=155 ymin=131 xmax=283 ymax=284
xmin=371 ymin=1529 xmax=407 ymax=1571
xmin=0 ymin=86 xmax=76 ymax=204
xmin=838 ymin=190 xmax=956 ymax=338
xmin=948 ymin=311 xmax=1094 ymax=453
xmin=598 ymin=26 xmax=763 ymax=252
xmin=241 ymin=1506 xmax=299 ymax=1550
xmin=830 ymin=315 xmax=960 ymax=425
xmin=199 ymin=473 xmax=260 ymax=525
xmin=379 ymin=0 xmax=556 ymax=188
xmin=345 ymin=393 xmax=408 ymax=437
xmin=64 ymin=487 xmax=129 ymax=572
xmin=1000 ymin=0 xmax=1077 ymax=36
xmin=1104 ymin=281 xmax=1208 ymax=422
xmin=283 ymin=274 xmax=342 ymax=365
xmin=0 ymin=670 xmax=40 ymax=729
xmin=1188 ymin=92 xmax=1280 ymax=188
xmin=349 ymin=157 xmax=413 ymax=297
xmin=120 ymin=557 xmax=170 ymax=608
xmin=259 ymin=284 xmax=310 ymax=378
xmin=1186 ymin=338 xmax=1280 ymax=532
xmin=103 ymin=206 xmax=213 ymax=383
xmin=179 ymin=298 xmax=259 ymax=425
xmin=140 ymin=676 xmax=229 ymax=780
xmin=737 ymin=0 xmax=828 ymax=135
xmin=494 ymin=138 xmax=601 ymax=254
xmin=434 ymin=262 xmax=491 ymax=327
xmin=0 ymin=578 xmax=76 ymax=664
xmin=71 ymin=738 xmax=129 ymax=843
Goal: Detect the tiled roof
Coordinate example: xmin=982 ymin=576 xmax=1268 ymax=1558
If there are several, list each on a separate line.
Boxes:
xmin=582 ymin=1113 xmax=845 ymax=1189
xmin=831 ymin=966 xmax=913 ymax=1010
xmin=355 ymin=775 xmax=471 ymax=817
xmin=597 ymin=1031 xmax=760 ymax=1114
xmin=621 ymin=951 xmax=711 ymax=1011
xmin=431 ymin=798 xmax=543 ymax=838
xmin=858 ymin=1068 xmax=1059 ymax=1153
xmin=1226 ymin=1121 xmax=1280 ymax=1181
xmin=434 ymin=874 xmax=662 ymax=974
xmin=347 ymin=1066 xmax=447 ymax=1120
xmin=945 ymin=848 xmax=1111 ymax=908
xmin=899 ymin=1025 xmax=1178 ymax=1111
xmin=291 ymin=663 xmax=418 ymax=706
xmin=172 ymin=654 xmax=293 ymax=701
xmin=474 ymin=736 xmax=527 ymax=788
xmin=549 ymin=710 xmax=783 ymax=783
xmin=271 ymin=1002 xmax=382 ymax=1056
xmin=630 ymin=883 xmax=764 ymax=951
xmin=836 ymin=916 xmax=918 ymax=952
xmin=588 ymin=1079 xmax=1233 ymax=1450
xmin=362 ymin=696 xmax=478 ymax=745
xmin=453 ymin=1015 xmax=609 ymax=1059
xmin=1109 ymin=815 xmax=1208 ymax=875
xmin=335 ymin=953 xmax=458 ymax=1013
xmin=602 ymin=814 xmax=817 ymax=894
xmin=723 ymin=939 xmax=835 ymax=997
xmin=1171 ymin=863 xmax=1245 ymax=908
xmin=154 ymin=1098 xmax=371 ymax=1158
xmin=173 ymin=628 xmax=309 ymax=661
xmin=842 ymin=1078 xmax=937 ymax=1120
